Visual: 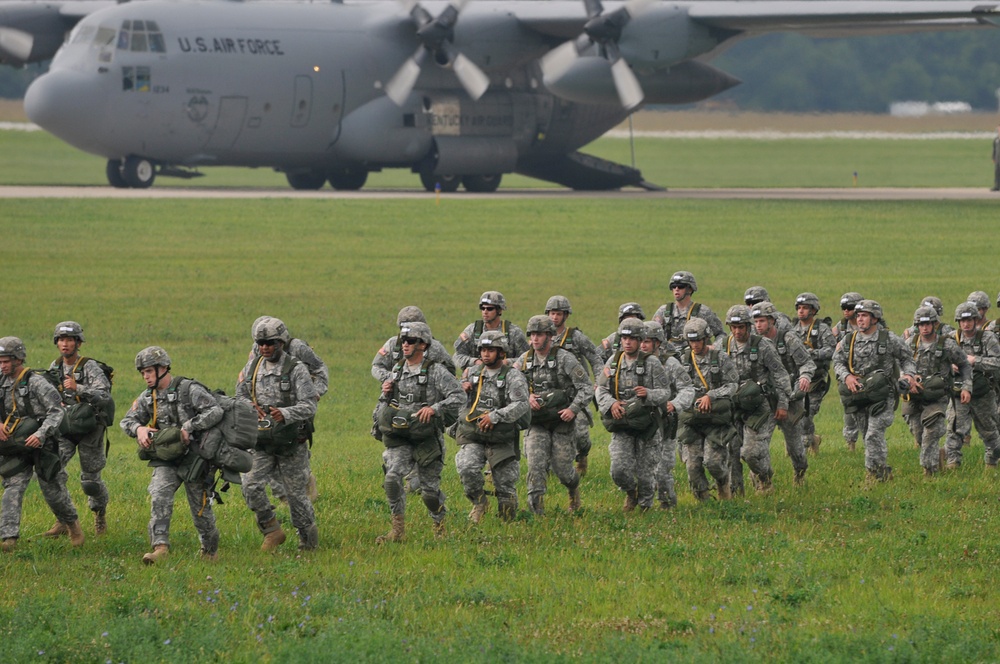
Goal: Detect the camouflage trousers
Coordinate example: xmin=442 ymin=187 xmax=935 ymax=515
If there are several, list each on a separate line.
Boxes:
xmin=776 ymin=417 xmax=808 ymax=475
xmin=525 ymin=421 xmax=579 ymax=500
xmin=853 ymin=397 xmax=896 ymax=474
xmin=0 ymin=457 xmax=79 ymax=540
xmin=147 ymin=464 xmax=218 ymax=554
xmin=609 ymin=429 xmax=661 ymax=508
xmin=654 ymin=436 xmax=678 ymax=507
xmin=383 ymin=438 xmax=446 ymax=522
xmin=243 ymin=442 xmax=316 ymax=533
xmin=903 ymin=397 xmax=948 ymax=472
xmin=57 ymin=426 xmax=108 ymax=513
xmin=947 ymin=393 xmax=1000 ymax=466
xmin=455 ymin=442 xmax=519 ymax=513
xmin=574 ymin=414 xmax=593 ymax=461
xmin=731 ymin=408 xmax=775 ymax=492
xmin=843 ymin=410 xmax=862 ymax=446
xmin=681 ymin=425 xmax=732 ymax=496
xmin=266 ymin=447 xmax=312 ymax=501
xmin=801 ymin=386 xmax=828 ymax=442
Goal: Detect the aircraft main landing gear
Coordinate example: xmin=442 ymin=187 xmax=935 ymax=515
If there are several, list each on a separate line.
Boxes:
xmin=419 ymin=171 xmax=460 ymax=193
xmin=285 ymin=170 xmax=327 ymax=190
xmin=328 ymin=170 xmax=368 ymax=191
xmin=106 ymin=156 xmax=156 ymax=188
xmin=462 ymin=174 xmax=502 ymax=193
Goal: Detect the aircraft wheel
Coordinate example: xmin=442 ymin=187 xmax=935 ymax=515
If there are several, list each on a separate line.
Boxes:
xmin=419 ymin=171 xmax=460 ymax=193
xmin=462 ymin=174 xmax=502 ymax=193
xmin=121 ymin=156 xmax=155 ymax=188
xmin=327 ymin=170 xmax=368 ymax=191
xmin=106 ymin=159 xmax=129 ymax=188
xmin=286 ymin=170 xmax=327 ymax=190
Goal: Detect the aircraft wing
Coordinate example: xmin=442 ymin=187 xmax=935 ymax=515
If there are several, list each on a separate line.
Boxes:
xmin=0 ymin=0 xmax=116 ymax=65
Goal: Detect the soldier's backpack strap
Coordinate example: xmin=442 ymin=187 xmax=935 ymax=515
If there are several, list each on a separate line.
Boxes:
xmin=249 ymin=353 xmax=296 ymax=409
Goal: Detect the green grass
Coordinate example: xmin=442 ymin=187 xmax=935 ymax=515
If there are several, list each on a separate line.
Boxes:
xmin=3 ymin=198 xmax=1000 ymax=662
xmin=0 ymin=128 xmax=994 ymax=188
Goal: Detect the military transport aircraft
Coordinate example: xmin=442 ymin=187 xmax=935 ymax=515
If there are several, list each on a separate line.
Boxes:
xmin=3 ymin=0 xmax=998 ymax=191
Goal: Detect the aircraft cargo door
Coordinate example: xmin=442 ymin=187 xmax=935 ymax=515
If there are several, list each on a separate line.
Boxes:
xmin=290 ymin=75 xmax=312 ymax=128
xmin=205 ymin=96 xmax=248 ymax=151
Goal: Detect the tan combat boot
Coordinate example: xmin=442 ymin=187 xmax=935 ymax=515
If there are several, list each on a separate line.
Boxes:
xmin=468 ymin=496 xmax=488 ymax=524
xmin=66 ymin=521 xmax=85 ymax=547
xmin=939 ymin=448 xmax=947 ymax=471
xmin=811 ymin=434 xmax=822 ymax=454
xmin=376 ymin=514 xmax=405 ymax=544
xmin=260 ymin=518 xmax=287 ymax=552
xmin=306 ymin=473 xmax=319 ymax=502
xmin=42 ymin=521 xmax=68 ymax=538
xmin=94 ymin=510 xmax=107 ymax=536
xmin=623 ymin=490 xmax=639 ymax=512
xmin=142 ymin=544 xmax=169 ymax=565
xmin=718 ymin=482 xmax=733 ymax=501
xmin=1 ymin=538 xmax=16 ymax=553
xmin=794 ymin=469 xmax=806 ymax=487
xmin=497 ymin=498 xmax=517 ymax=522
xmin=847 ymin=440 xmax=856 ymax=452
xmin=568 ymin=486 xmax=581 ymax=512
xmin=575 ymin=455 xmax=588 ymax=478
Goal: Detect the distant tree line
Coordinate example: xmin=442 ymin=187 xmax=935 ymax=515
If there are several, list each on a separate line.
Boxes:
xmin=2 ymin=31 xmax=1000 ymax=112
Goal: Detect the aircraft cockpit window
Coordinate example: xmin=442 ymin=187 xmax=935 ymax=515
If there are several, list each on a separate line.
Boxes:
xmin=95 ymin=26 xmax=116 ymax=62
xmin=69 ymin=24 xmax=96 ymax=45
xmin=118 ymin=19 xmax=167 ymax=54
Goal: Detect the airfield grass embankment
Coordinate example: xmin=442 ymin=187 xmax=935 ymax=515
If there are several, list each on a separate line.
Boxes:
xmin=1 ymin=198 xmax=1000 ymax=661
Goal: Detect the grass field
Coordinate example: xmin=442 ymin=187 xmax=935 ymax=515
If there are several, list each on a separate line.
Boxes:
xmin=1 ymin=198 xmax=1000 ymax=662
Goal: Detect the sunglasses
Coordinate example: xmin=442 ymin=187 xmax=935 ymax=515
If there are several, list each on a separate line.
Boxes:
xmin=401 ymin=338 xmax=421 ymax=345
xmin=480 ymin=306 xmax=497 ymax=312
xmin=256 ymin=339 xmax=279 ymax=347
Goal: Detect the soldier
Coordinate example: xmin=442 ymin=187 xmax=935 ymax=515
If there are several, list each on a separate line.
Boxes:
xmin=598 ymin=302 xmax=646 ymax=363
xmin=652 ymin=271 xmax=724 ymax=347
xmin=744 ymin=286 xmax=792 ymax=331
xmin=719 ymin=304 xmax=790 ymax=495
xmin=453 ymin=291 xmax=528 ymax=371
xmin=833 ymin=292 xmax=864 ymax=450
xmin=640 ymin=321 xmax=695 ymax=509
xmin=596 ymin=318 xmax=670 ymax=511
xmin=987 ymin=292 xmax=1000 ymax=335
xmin=514 ymin=316 xmax=592 ymax=514
xmin=250 ymin=316 xmax=326 ymax=504
xmin=456 ymin=331 xmax=529 ymax=523
xmin=0 ymin=336 xmax=84 ymax=553
xmin=752 ymin=302 xmax=815 ymax=485
xmin=901 ymin=306 xmax=971 ymax=475
xmin=120 ymin=346 xmax=220 ymax=564
xmin=676 ymin=319 xmax=739 ymax=500
xmin=968 ymin=291 xmax=991 ymax=325
xmin=376 ymin=322 xmax=462 ymax=541
xmin=42 ymin=321 xmax=112 ymax=539
xmin=544 ymin=295 xmax=602 ymax=476
xmin=902 ymin=296 xmax=953 ymax=341
xmin=237 ymin=318 xmax=319 ymax=551
xmin=792 ymin=293 xmax=836 ymax=454
xmin=833 ymin=300 xmax=917 ymax=482
xmin=945 ymin=303 xmax=1000 ymax=468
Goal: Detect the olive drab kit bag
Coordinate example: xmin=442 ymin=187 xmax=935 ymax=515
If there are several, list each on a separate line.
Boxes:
xmin=248 ymin=354 xmax=310 ymax=455
xmin=0 ymin=368 xmax=62 ymax=482
xmin=44 ymin=356 xmax=116 ymax=447
xmin=600 ymin=350 xmax=660 ymax=437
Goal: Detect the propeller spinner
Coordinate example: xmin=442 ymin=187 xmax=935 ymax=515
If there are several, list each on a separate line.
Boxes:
xmin=385 ymin=0 xmax=490 ymax=106
xmin=540 ymin=0 xmax=652 ymax=110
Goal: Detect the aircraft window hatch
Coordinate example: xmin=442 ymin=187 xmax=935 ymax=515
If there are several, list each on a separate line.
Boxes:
xmin=122 ymin=66 xmax=152 ymax=92
xmin=132 ymin=33 xmax=148 ymax=52
xmin=70 ymin=25 xmax=96 ymax=46
xmin=118 ymin=20 xmax=168 ymax=54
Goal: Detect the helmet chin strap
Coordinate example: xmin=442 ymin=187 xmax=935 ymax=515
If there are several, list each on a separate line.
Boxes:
xmin=154 ymin=365 xmax=169 ymax=387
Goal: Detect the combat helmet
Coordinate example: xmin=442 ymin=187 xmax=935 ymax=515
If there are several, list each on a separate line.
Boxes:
xmin=643 ymin=321 xmax=665 ymax=343
xmin=744 ymin=286 xmax=770 ymax=306
xmin=684 ymin=318 xmax=710 ymax=341
xmin=479 ymin=291 xmax=507 ymax=311
xmin=397 ymin=306 xmax=427 ymax=326
xmin=968 ymin=291 xmax=991 ymax=311
xmin=53 ymin=321 xmax=85 ymax=344
xmin=955 ymin=302 xmax=981 ymax=322
xmin=618 ymin=302 xmax=645 ymax=321
xmin=544 ymin=295 xmax=572 ymax=314
xmin=477 ymin=330 xmax=509 ymax=356
xmin=795 ymin=292 xmax=821 ymax=313
xmin=669 ymin=271 xmax=697 ymax=293
xmin=0 ymin=337 xmax=27 ymax=361
xmin=854 ymin=299 xmax=883 ymax=321
xmin=920 ymin=296 xmax=944 ymax=317
xmin=914 ymin=305 xmax=939 ymax=325
xmin=617 ymin=317 xmax=646 ymax=339
xmin=526 ymin=315 xmax=556 ymax=335
xmin=255 ymin=317 xmax=291 ymax=345
xmin=750 ymin=301 xmax=779 ymax=320
xmin=840 ymin=292 xmax=863 ymax=311
xmin=135 ymin=346 xmax=171 ymax=370
xmin=726 ymin=304 xmax=753 ymax=326
xmin=399 ymin=321 xmax=432 ymax=345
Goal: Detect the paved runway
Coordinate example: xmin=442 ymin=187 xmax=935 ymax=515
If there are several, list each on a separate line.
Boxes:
xmin=1 ymin=185 xmax=998 ymax=200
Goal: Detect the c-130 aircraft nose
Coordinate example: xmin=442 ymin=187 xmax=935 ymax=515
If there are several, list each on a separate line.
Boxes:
xmin=25 ymin=69 xmax=109 ymax=154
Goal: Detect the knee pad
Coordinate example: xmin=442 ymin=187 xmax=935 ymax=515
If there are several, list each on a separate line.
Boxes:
xmin=81 ymin=479 xmax=103 ymax=497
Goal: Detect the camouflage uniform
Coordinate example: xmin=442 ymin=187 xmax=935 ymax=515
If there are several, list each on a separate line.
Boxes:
xmin=0 ymin=370 xmax=79 ymax=541
xmin=945 ymin=325 xmax=1000 ymax=466
xmin=49 ymin=356 xmax=111 ymax=516
xmin=677 ymin=344 xmax=739 ymax=498
xmin=832 ymin=292 xmax=864 ymax=448
xmin=719 ymin=330 xmax=791 ymax=493
xmin=454 ymin=319 xmax=528 ymax=371
xmin=792 ymin=315 xmax=836 ymax=447
xmin=901 ymin=323 xmax=971 ymax=473
xmin=373 ymin=336 xmax=455 ymax=382
xmin=653 ymin=302 xmax=724 ymax=346
xmin=551 ymin=324 xmax=602 ymax=466
xmin=120 ymin=376 xmax=222 ymax=554
xmin=597 ymin=302 xmax=645 ymax=364
xmin=381 ymin=356 xmax=463 ymax=525
xmin=237 ymin=351 xmax=318 ymax=543
xmin=596 ymin=337 xmax=670 ymax=509
xmin=455 ymin=362 xmax=529 ymax=518
xmin=833 ymin=319 xmax=916 ymax=479
xmin=514 ymin=345 xmax=592 ymax=512
xmin=651 ymin=352 xmax=695 ymax=508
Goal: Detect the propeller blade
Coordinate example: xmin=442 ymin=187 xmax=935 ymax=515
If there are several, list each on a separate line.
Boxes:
xmin=610 ymin=57 xmax=644 ymax=110
xmin=385 ymin=47 xmax=426 ymax=106
xmin=539 ymin=40 xmax=582 ymax=83
xmin=452 ymin=52 xmax=490 ymax=100
xmin=624 ymin=0 xmax=656 ymax=19
xmin=0 ymin=27 xmax=34 ymax=64
xmin=583 ymin=0 xmax=604 ymax=20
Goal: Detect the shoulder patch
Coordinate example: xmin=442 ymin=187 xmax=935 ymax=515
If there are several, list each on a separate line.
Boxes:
xmin=378 ymin=347 xmax=388 ymax=356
